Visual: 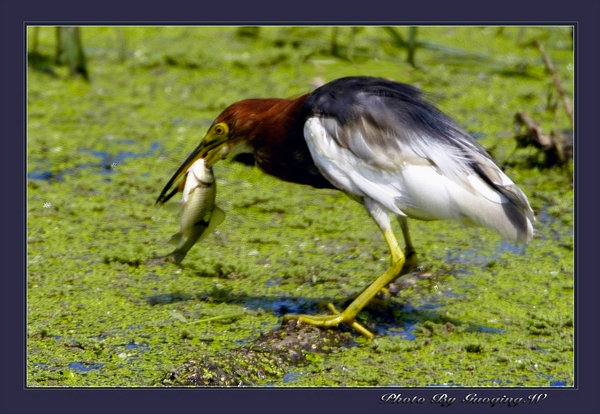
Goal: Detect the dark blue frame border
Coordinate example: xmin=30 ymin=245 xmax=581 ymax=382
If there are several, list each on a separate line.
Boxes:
xmin=2 ymin=1 xmax=598 ymax=413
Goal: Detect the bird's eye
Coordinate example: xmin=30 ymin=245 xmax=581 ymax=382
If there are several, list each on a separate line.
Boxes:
xmin=213 ymin=123 xmax=228 ymax=136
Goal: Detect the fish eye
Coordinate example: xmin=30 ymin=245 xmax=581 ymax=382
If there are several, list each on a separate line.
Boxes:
xmin=213 ymin=123 xmax=228 ymax=136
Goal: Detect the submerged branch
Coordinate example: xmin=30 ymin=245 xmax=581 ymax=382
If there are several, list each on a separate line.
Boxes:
xmin=514 ymin=111 xmax=569 ymax=166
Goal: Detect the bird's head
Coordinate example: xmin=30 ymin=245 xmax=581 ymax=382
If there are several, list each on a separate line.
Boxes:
xmin=155 ymin=99 xmax=276 ymax=205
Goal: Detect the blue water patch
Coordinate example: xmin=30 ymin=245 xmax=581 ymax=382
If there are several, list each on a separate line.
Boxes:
xmin=537 ymin=372 xmax=569 ymax=387
xmin=79 ymin=141 xmax=162 ymax=171
xmin=27 ymin=165 xmax=96 ymax=182
xmin=417 ymin=302 xmax=443 ymax=311
xmin=497 ymin=240 xmax=527 ymax=255
xmin=27 ymin=168 xmax=57 ymax=181
xmin=535 ymin=207 xmax=572 ymax=241
xmin=124 ymin=341 xmax=150 ymax=352
xmin=244 ymin=297 xmax=317 ymax=316
xmin=446 ymin=238 xmax=528 ymax=269
xmin=68 ymin=362 xmax=104 ymax=373
xmin=265 ymin=277 xmax=280 ymax=287
xmin=378 ymin=321 xmax=418 ymax=340
xmin=475 ymin=325 xmax=504 ymax=334
xmin=374 ymin=302 xmax=445 ymax=340
xmin=464 ymin=324 xmax=505 ymax=334
xmin=146 ymin=292 xmax=192 ymax=305
xmin=282 ymin=372 xmax=301 ymax=383
xmin=27 ymin=141 xmax=163 ymax=182
xmin=537 ymin=208 xmax=558 ymax=227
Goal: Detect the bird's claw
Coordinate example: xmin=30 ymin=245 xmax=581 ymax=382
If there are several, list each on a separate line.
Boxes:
xmin=283 ymin=303 xmax=374 ymax=339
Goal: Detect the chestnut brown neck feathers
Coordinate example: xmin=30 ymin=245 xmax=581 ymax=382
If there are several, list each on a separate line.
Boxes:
xmin=215 ymin=96 xmax=333 ymax=189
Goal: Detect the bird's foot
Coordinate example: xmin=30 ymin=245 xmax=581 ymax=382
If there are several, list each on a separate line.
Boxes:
xmin=283 ymin=303 xmax=374 ymax=339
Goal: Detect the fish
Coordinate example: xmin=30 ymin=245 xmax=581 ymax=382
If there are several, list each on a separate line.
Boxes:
xmin=165 ymin=158 xmax=225 ymax=264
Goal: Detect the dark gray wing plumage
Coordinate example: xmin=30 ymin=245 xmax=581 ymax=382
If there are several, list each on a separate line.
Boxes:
xmin=303 ymin=76 xmax=490 ymax=173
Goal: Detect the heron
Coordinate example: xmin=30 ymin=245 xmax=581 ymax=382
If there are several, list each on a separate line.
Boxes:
xmin=156 ymin=76 xmax=535 ymax=338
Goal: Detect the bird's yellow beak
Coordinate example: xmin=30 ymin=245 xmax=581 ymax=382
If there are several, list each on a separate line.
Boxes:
xmin=155 ymin=131 xmax=229 ymax=205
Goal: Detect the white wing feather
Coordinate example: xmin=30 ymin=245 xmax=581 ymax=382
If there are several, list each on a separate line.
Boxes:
xmin=304 ymin=117 xmax=534 ymax=242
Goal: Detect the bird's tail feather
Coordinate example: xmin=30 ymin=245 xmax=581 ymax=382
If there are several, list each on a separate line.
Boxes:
xmin=466 ymin=153 xmax=535 ymax=243
xmin=457 ymin=182 xmax=535 ymax=244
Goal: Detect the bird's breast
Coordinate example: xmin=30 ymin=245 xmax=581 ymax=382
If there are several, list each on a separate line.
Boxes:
xmin=252 ymin=134 xmax=333 ymax=189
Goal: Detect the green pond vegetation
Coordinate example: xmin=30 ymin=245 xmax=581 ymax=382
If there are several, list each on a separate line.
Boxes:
xmin=27 ymin=26 xmax=573 ymax=387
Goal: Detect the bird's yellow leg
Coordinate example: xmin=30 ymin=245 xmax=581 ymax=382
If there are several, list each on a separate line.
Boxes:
xmin=284 ymin=226 xmax=405 ymax=339
xmin=398 ymin=216 xmax=418 ymax=276
xmin=377 ymin=217 xmax=417 ymax=298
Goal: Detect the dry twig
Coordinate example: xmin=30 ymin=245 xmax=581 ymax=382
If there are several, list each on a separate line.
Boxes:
xmin=535 ymin=39 xmax=573 ymax=128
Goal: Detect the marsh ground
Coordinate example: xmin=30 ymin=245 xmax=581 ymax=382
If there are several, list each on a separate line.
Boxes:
xmin=27 ymin=26 xmax=573 ymax=387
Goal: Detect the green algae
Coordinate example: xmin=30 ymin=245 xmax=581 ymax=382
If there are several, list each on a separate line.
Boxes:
xmin=27 ymin=26 xmax=573 ymax=387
